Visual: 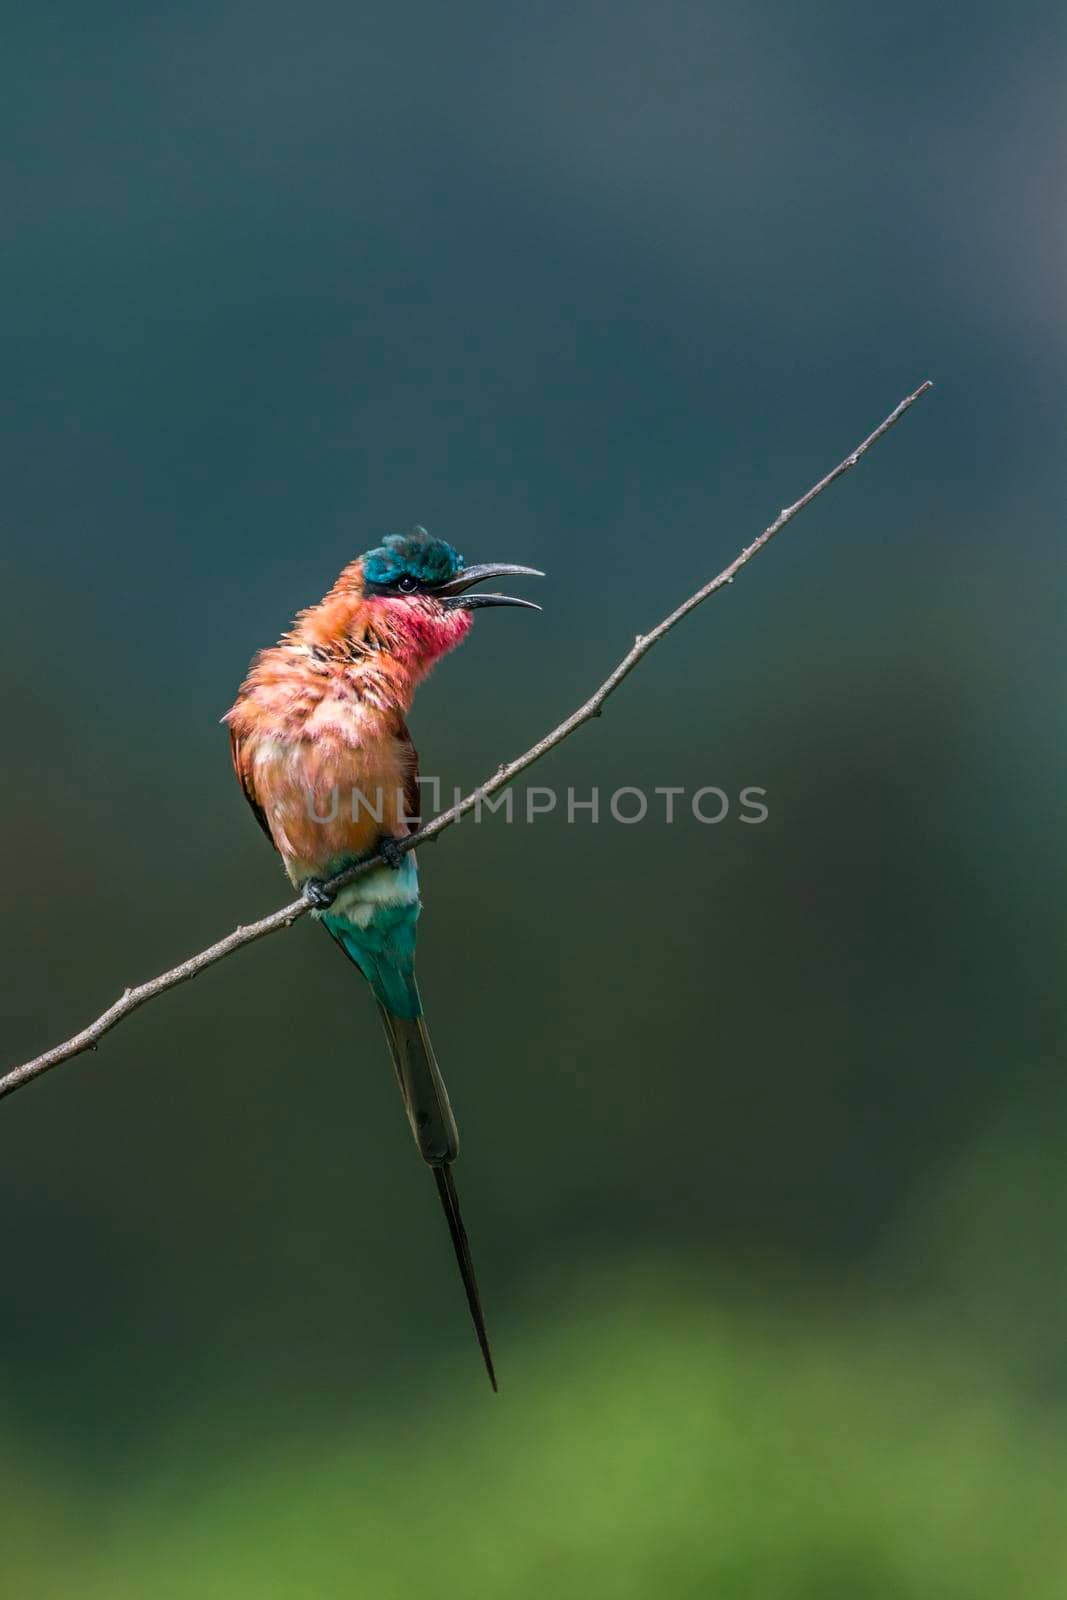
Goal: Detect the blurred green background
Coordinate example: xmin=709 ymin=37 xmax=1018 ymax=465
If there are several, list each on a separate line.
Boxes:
xmin=2 ymin=2 xmax=1064 ymax=1594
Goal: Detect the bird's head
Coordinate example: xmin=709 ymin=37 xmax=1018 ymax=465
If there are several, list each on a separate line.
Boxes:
xmin=354 ymin=527 xmax=543 ymax=671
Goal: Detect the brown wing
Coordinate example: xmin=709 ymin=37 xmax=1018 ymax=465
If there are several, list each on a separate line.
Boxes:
xmin=396 ymin=718 xmax=421 ymax=832
xmin=229 ymin=729 xmax=277 ymax=849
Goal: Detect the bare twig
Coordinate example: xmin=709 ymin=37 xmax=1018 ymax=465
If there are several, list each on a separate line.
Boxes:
xmin=1 ymin=381 xmax=932 ymax=1103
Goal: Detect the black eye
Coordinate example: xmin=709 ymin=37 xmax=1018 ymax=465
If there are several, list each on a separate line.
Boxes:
xmin=396 ymin=573 xmax=419 ymax=593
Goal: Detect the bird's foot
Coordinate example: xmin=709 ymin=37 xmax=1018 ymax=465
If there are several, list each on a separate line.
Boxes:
xmin=378 ymin=836 xmax=408 ymax=870
xmin=302 ymin=877 xmax=336 ymax=909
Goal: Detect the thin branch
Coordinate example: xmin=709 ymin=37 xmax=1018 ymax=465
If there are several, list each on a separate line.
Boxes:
xmin=1 ymin=381 xmax=932 ymax=1104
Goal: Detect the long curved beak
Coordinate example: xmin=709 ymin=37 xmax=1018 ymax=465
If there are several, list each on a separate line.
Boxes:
xmin=437 ymin=562 xmax=544 ymax=611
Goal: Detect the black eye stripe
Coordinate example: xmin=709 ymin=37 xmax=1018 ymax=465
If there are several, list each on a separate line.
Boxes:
xmin=363 ymin=569 xmax=437 ymax=598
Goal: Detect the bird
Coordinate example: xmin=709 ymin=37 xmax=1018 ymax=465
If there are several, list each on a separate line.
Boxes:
xmin=224 ymin=528 xmax=542 ymax=1389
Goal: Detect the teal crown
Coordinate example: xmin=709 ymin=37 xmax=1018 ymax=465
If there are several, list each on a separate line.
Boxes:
xmin=362 ymin=528 xmax=464 ymax=590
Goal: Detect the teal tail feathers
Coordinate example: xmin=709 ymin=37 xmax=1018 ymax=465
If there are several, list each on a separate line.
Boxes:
xmin=324 ymin=909 xmax=496 ymax=1389
xmin=433 ymin=1163 xmax=497 ymax=1392
xmin=375 ymin=1003 xmax=497 ymax=1391
xmin=375 ymin=1003 xmax=459 ymax=1165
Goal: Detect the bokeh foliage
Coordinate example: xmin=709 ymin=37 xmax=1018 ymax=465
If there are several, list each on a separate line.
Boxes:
xmin=7 ymin=1275 xmax=1067 ymax=1597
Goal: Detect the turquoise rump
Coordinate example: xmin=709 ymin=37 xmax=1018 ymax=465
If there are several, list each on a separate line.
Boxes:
xmin=321 ymin=856 xmax=423 ymax=1022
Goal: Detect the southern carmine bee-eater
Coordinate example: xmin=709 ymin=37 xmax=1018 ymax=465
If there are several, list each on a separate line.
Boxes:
xmin=224 ymin=529 xmax=542 ymax=1389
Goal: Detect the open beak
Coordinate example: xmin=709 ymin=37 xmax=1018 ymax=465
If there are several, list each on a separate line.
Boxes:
xmin=436 ymin=562 xmax=544 ymax=611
